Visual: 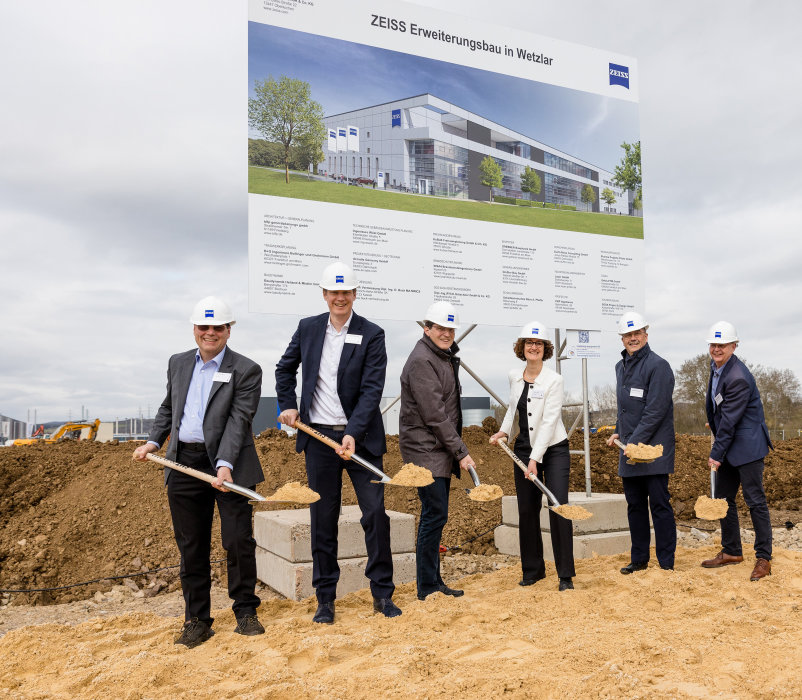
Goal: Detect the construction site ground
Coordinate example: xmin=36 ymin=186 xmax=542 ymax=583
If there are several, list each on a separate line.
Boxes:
xmin=2 ymin=427 xmax=802 ymax=698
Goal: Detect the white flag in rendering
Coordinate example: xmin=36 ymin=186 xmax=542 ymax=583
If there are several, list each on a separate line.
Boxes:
xmin=327 ymin=129 xmax=337 ymax=153
xmin=347 ymin=125 xmax=359 ymax=152
xmin=337 ymin=127 xmax=347 ymax=152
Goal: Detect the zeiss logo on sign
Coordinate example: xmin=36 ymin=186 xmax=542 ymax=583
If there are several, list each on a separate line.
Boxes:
xmin=205 ymin=310 xmax=214 ymax=318
xmin=609 ymin=63 xmax=629 ymax=89
xmin=349 ymin=128 xmax=357 ymax=136
xmin=447 ymin=314 xmax=454 ymax=323
xmin=329 ymin=130 xmax=336 ymax=138
xmin=391 ymin=109 xmax=401 ymax=127
xmin=335 ymin=275 xmax=344 ymax=284
xmin=338 ymin=128 xmax=346 ymax=137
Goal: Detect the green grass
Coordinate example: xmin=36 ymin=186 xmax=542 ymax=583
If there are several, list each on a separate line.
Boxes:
xmin=249 ymin=168 xmax=644 ymax=239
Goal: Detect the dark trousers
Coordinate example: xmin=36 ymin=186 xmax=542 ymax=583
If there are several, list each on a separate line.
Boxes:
xmin=416 ymin=476 xmax=451 ymax=594
xmin=513 ymin=440 xmax=575 ymax=580
xmin=167 ymin=446 xmax=260 ymax=624
xmin=621 ymin=473 xmax=676 ymax=568
xmin=716 ymin=458 xmax=772 ymax=560
xmin=304 ymin=431 xmax=394 ymax=602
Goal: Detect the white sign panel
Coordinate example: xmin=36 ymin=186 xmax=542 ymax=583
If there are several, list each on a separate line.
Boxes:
xmin=248 ymin=0 xmax=643 ymax=330
xmin=565 ymin=329 xmax=603 ymax=359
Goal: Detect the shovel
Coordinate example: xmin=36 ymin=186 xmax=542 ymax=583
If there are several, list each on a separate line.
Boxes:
xmin=145 ymin=453 xmax=267 ymax=503
xmin=494 ymin=439 xmax=575 ymax=520
xmin=612 ymin=438 xmax=657 ymax=464
xmin=294 ymin=420 xmax=393 ymax=484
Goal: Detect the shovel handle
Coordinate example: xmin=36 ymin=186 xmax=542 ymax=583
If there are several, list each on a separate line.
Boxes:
xmin=613 ymin=438 xmax=626 ymax=451
xmin=467 ymin=465 xmax=481 ymax=487
xmin=495 ymin=439 xmax=560 ymax=508
xmin=295 ymin=419 xmax=392 ymax=483
xmin=145 ymin=453 xmax=265 ymax=502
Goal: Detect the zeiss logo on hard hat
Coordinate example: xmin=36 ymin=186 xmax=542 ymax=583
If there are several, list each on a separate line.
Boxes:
xmin=627 ymin=320 xmax=634 ymax=328
xmin=205 ymin=310 xmax=214 ymax=318
xmin=335 ymin=275 xmax=344 ymax=284
xmin=447 ymin=314 xmax=455 ymax=322
xmin=715 ymin=331 xmax=722 ymax=338
xmin=532 ymin=328 xmax=539 ymax=335
xmin=609 ymin=63 xmax=629 ymax=89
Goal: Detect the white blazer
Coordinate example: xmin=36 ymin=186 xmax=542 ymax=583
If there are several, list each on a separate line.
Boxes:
xmin=499 ymin=365 xmax=567 ymax=463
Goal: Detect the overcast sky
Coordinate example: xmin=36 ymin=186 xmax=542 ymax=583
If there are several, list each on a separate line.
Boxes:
xmin=2 ymin=1 xmax=801 ymax=426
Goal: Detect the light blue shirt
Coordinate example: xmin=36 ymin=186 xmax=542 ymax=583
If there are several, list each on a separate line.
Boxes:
xmin=150 ymin=347 xmax=233 ymax=472
xmin=710 ymin=357 xmax=732 ymax=411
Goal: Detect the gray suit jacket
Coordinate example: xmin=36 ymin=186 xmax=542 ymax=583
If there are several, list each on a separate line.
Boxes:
xmin=149 ymin=346 xmax=264 ymax=486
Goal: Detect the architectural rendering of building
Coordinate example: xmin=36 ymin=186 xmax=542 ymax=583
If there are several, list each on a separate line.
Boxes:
xmin=324 ymin=93 xmax=635 ymax=215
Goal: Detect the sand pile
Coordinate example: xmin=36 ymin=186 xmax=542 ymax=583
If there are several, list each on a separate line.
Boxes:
xmin=2 ymin=546 xmax=802 ymax=698
xmin=387 ymin=462 xmax=433 ymax=487
xmin=467 ymin=483 xmax=503 ymax=501
xmin=266 ymin=482 xmax=320 ymax=503
xmin=624 ymin=441 xmax=663 ymax=462
xmin=552 ymin=504 xmax=593 ymax=520
xmin=2 ymin=430 xmax=802 ymax=605
xmin=694 ymin=494 xmax=730 ymax=520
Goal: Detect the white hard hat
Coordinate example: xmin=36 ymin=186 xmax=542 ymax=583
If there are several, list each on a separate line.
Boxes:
xmin=423 ymin=301 xmax=459 ymax=329
xmin=706 ymin=321 xmax=739 ymax=343
xmin=518 ymin=321 xmax=550 ymax=339
xmin=320 ymin=261 xmax=358 ymax=290
xmin=617 ymin=311 xmax=649 ymax=335
xmin=189 ymin=296 xmax=236 ymax=325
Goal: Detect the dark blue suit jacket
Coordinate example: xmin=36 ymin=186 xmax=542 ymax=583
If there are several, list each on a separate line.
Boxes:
xmin=275 ymin=311 xmax=387 ymax=457
xmin=706 ymin=354 xmax=772 ymax=466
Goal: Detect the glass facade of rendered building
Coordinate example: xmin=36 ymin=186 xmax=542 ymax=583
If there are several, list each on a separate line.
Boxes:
xmin=408 ymin=140 xmax=470 ymax=198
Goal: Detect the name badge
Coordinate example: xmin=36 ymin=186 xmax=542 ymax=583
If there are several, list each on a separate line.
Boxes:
xmin=714 ymin=393 xmax=723 ymax=406
xmin=630 ymin=387 xmax=644 ymax=398
xmin=345 ymin=334 xmax=362 ymax=344
xmin=530 ymin=389 xmax=545 ymax=399
xmin=213 ymin=372 xmax=232 ymax=383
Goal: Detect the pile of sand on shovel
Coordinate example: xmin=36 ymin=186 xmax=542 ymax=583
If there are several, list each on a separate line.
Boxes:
xmin=693 ymin=494 xmax=728 ymax=520
xmin=266 ymin=482 xmax=320 ymax=504
xmin=552 ymin=504 xmax=593 ymax=520
xmin=388 ymin=463 xmax=434 ymax=487
xmin=624 ymin=443 xmax=664 ymax=461
xmin=468 ymin=484 xmax=503 ymax=502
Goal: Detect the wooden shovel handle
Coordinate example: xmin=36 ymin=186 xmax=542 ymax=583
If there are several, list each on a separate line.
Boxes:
xmin=295 ymin=419 xmax=354 ymax=458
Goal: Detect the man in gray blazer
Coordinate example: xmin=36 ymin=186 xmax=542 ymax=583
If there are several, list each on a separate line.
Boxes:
xmin=133 ymin=296 xmax=264 ymax=648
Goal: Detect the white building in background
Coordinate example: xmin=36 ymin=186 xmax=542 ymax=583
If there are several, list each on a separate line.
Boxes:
xmin=323 ymin=93 xmax=635 ymax=215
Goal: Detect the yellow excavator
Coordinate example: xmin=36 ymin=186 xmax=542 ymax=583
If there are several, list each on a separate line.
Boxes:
xmin=11 ymin=419 xmax=101 ymax=446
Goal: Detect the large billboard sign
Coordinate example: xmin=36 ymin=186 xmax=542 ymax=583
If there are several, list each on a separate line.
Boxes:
xmin=248 ymin=0 xmax=642 ymax=329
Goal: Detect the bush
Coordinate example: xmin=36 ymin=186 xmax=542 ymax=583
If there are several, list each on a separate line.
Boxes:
xmin=494 ymin=195 xmax=515 ymax=205
xmin=515 ymin=199 xmax=533 ymax=207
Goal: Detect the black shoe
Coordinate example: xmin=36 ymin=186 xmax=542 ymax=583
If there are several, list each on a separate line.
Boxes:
xmin=519 ymin=574 xmax=546 ymax=587
xmin=234 ymin=614 xmax=265 ymax=636
xmin=175 ymin=618 xmax=214 ymax=648
xmin=659 ymin=565 xmax=674 ymax=571
xmin=373 ymin=597 xmax=402 ymax=618
xmin=437 ymin=584 xmax=464 ymax=597
xmin=558 ymin=578 xmax=574 ymax=591
xmin=313 ymin=601 xmax=335 ymax=624
xmin=620 ymin=562 xmax=648 ymax=575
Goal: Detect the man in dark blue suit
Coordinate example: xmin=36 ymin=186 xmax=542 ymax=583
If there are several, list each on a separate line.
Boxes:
xmin=275 ymin=261 xmax=400 ymax=622
xmin=701 ymin=321 xmax=773 ymax=581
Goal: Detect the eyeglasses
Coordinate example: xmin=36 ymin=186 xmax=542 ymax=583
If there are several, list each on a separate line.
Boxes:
xmin=196 ymin=324 xmax=228 ymax=332
xmin=524 ymin=339 xmax=544 ymax=347
xmin=431 ymin=324 xmax=455 ymax=334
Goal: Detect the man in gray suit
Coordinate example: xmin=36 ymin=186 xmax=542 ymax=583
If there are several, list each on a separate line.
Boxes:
xmin=133 ymin=296 xmax=264 ymax=648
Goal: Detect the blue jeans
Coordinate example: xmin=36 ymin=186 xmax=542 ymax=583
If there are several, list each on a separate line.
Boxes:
xmin=416 ymin=476 xmax=451 ymax=594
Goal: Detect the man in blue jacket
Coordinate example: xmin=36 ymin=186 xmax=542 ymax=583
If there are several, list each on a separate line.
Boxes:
xmin=607 ymin=311 xmax=676 ymax=573
xmin=701 ymin=321 xmax=773 ymax=581
xmin=275 ymin=261 xmax=400 ymax=622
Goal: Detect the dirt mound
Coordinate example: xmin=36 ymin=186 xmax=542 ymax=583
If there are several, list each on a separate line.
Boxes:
xmin=2 ymin=429 xmax=801 ymax=605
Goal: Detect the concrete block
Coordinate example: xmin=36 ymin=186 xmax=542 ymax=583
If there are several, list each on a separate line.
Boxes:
xmin=500 ymin=492 xmax=635 ymax=534
xmin=494 ymin=524 xmax=639 ymax=560
xmin=256 ymin=548 xmax=417 ymax=601
xmin=253 ymin=505 xmax=415 ymax=563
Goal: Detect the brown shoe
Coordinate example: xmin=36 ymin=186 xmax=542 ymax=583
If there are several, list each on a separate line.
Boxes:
xmin=701 ymin=550 xmax=744 ymax=568
xmin=750 ymin=558 xmax=771 ymax=581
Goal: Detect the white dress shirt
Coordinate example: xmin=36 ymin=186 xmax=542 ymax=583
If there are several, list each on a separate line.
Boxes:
xmin=308 ymin=313 xmax=351 ymax=425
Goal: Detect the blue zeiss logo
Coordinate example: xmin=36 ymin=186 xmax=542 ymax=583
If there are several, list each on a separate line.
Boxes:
xmin=205 ymin=309 xmax=214 ymax=318
xmin=532 ymin=328 xmax=539 ymax=335
xmin=715 ymin=331 xmax=722 ymax=338
xmin=627 ymin=320 xmax=634 ymax=328
xmin=392 ymin=109 xmax=401 ymax=127
xmin=609 ymin=63 xmax=629 ymax=89
xmin=339 ymin=128 xmax=346 ymax=136
xmin=447 ymin=314 xmax=454 ymax=322
xmin=335 ymin=275 xmax=344 ymax=284
xmin=329 ymin=130 xmax=336 ymax=138
xmin=349 ymin=128 xmax=357 ymax=135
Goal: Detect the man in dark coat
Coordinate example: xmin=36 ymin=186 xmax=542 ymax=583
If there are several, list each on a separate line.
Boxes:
xmin=275 ymin=261 xmax=400 ymax=623
xmin=399 ymin=301 xmax=477 ymax=600
xmin=700 ymin=321 xmax=773 ymax=581
xmin=133 ymin=296 xmax=264 ymax=648
xmin=606 ymin=311 xmax=676 ymax=573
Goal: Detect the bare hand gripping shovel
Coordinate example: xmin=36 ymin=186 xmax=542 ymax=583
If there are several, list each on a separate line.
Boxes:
xmin=294 ymin=419 xmax=393 ymax=484
xmin=146 ymin=453 xmax=267 ymax=502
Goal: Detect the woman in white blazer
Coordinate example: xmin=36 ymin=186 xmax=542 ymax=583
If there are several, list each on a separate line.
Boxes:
xmin=490 ymin=321 xmax=575 ymax=591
